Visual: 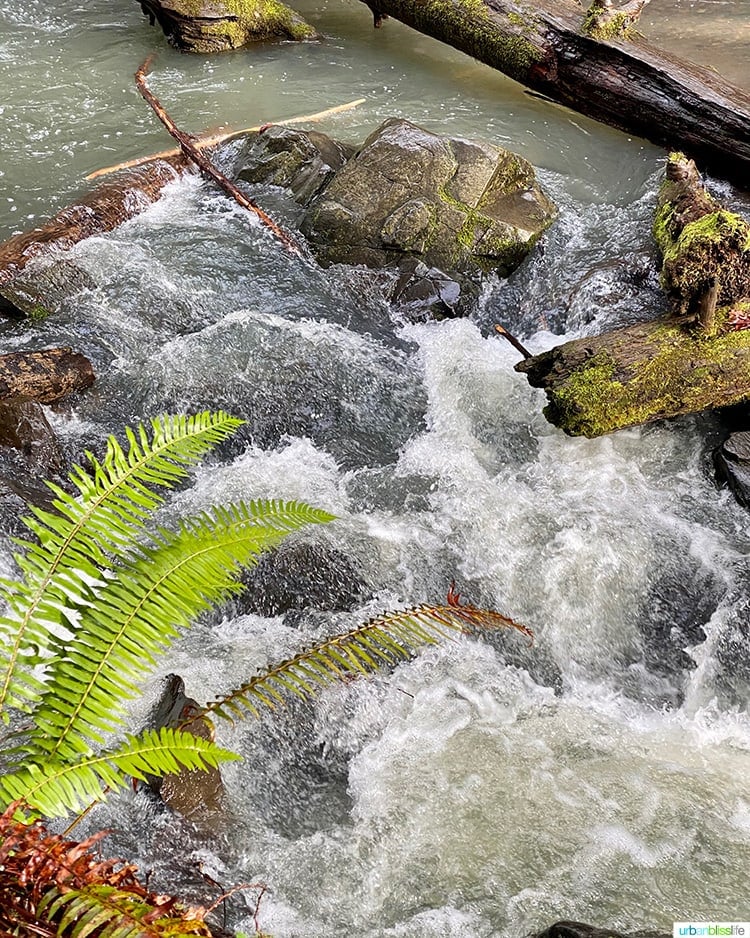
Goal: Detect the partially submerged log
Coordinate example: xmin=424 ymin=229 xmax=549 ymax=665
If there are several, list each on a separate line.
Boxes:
xmin=516 ymin=319 xmax=750 ymax=437
xmin=516 ymin=154 xmax=750 ymax=437
xmin=139 ymin=0 xmax=317 ymax=52
xmin=0 ymin=349 xmax=95 ymax=404
xmin=355 ymin=0 xmax=750 ymax=186
xmin=0 ymin=156 xmax=192 ymax=315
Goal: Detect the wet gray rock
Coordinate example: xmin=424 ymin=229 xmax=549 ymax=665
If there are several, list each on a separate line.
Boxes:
xmin=300 ymin=118 xmax=556 ymax=278
xmin=0 ymin=260 xmax=94 ymax=319
xmin=0 ymin=397 xmax=66 ymax=537
xmin=238 ymin=125 xmax=354 ymax=206
xmin=390 ymin=257 xmax=474 ymax=321
xmin=534 ymin=922 xmax=670 ymax=938
xmin=238 ymin=539 xmax=368 ymax=620
xmin=714 ymin=430 xmax=750 ymax=507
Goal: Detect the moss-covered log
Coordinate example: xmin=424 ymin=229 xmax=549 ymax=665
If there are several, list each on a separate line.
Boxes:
xmin=654 ymin=153 xmax=750 ymax=332
xmin=516 ymin=153 xmax=750 ymax=438
xmin=515 ymin=319 xmax=750 ymax=437
xmin=138 ymin=0 xmax=317 ymax=52
xmin=354 ymin=0 xmax=750 ymax=186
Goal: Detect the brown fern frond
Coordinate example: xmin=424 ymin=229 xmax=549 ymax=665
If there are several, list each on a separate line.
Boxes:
xmin=0 ymin=803 xmax=212 ymax=938
xmin=203 ymin=600 xmax=533 ymax=722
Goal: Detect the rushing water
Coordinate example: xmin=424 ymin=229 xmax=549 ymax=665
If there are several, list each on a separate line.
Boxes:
xmin=2 ymin=0 xmax=750 ymax=935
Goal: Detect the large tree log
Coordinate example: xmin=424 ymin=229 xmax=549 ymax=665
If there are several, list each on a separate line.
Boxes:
xmin=0 ymin=349 xmax=95 ymax=404
xmin=356 ymin=0 xmax=750 ymax=186
xmin=515 ymin=153 xmax=750 ymax=437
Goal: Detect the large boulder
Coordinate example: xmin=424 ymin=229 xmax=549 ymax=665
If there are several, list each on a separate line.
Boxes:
xmin=139 ymin=0 xmax=317 ymax=53
xmin=299 ymin=118 xmax=557 ymax=278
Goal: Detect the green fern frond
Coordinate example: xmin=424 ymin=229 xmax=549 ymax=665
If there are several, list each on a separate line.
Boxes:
xmin=0 ymin=411 xmax=243 ymax=716
xmin=26 ymin=500 xmax=334 ymax=763
xmin=205 ymin=603 xmax=533 ymax=721
xmin=0 ymin=727 xmax=238 ymax=818
xmin=39 ymin=884 xmax=211 ymax=938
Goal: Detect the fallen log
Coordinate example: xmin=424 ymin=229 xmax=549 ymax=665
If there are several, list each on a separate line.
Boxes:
xmin=355 ymin=0 xmax=750 ymax=186
xmin=0 ymin=156 xmax=192 ymax=315
xmin=515 ymin=154 xmax=750 ymax=437
xmin=0 ymin=349 xmax=95 ymax=404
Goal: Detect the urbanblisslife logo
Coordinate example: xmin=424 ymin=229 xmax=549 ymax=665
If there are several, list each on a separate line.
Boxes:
xmin=674 ymin=925 xmax=749 ymax=937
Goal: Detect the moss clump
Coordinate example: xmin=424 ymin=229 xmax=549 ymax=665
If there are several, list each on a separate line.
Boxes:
xmin=413 ymin=0 xmax=541 ymax=79
xmin=548 ymin=324 xmax=750 ymax=437
xmin=657 ymin=207 xmax=750 ymax=303
xmin=163 ymin=0 xmax=316 ymax=51
xmin=582 ymin=2 xmax=633 ymax=40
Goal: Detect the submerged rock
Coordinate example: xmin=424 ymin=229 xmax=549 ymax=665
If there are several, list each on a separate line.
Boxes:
xmin=142 ymin=674 xmax=225 ymax=826
xmin=535 ymin=923 xmax=670 ymax=938
xmin=389 ymin=257 xmax=473 ymax=321
xmin=714 ymin=430 xmax=750 ymax=507
xmin=0 ymin=396 xmax=65 ymax=477
xmin=238 ymin=125 xmax=354 ymax=206
xmin=300 ymin=118 xmax=556 ymax=278
xmin=238 ymin=539 xmax=368 ymax=620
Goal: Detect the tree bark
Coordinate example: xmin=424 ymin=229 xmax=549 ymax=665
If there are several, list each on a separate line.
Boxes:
xmin=357 ymin=0 xmax=750 ymax=186
xmin=0 ymin=349 xmax=95 ymax=404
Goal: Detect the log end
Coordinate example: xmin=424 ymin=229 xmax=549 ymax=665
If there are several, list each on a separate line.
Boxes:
xmin=518 ymin=320 xmax=750 ymax=437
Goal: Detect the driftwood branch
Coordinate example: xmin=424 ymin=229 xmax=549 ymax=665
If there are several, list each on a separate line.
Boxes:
xmin=86 ymin=97 xmax=366 ymax=181
xmin=134 ymin=55 xmax=304 ymax=256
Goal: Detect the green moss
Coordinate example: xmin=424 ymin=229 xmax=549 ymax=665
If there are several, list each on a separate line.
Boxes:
xmin=172 ymin=0 xmax=315 ymax=50
xmin=583 ymin=2 xmax=632 ymax=40
xmin=658 ymin=209 xmax=750 ymax=291
xmin=411 ymin=0 xmax=542 ymax=79
xmin=28 ymin=304 xmax=49 ymax=321
xmin=549 ymin=324 xmax=750 ymax=437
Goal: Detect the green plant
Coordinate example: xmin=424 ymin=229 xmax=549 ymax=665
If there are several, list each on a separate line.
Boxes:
xmin=0 ymin=410 xmax=530 ymax=936
xmin=0 ymin=411 xmax=334 ymax=818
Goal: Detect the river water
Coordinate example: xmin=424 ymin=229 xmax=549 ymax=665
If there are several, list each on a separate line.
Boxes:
xmin=1 ymin=1 xmax=750 ymax=935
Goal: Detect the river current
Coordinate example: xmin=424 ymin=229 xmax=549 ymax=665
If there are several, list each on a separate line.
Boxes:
xmin=1 ymin=1 xmax=750 ymax=934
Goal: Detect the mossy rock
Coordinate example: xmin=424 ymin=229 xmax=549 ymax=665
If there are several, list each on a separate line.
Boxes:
xmin=139 ymin=0 xmax=317 ymax=52
xmin=299 ymin=118 xmax=557 ymax=278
